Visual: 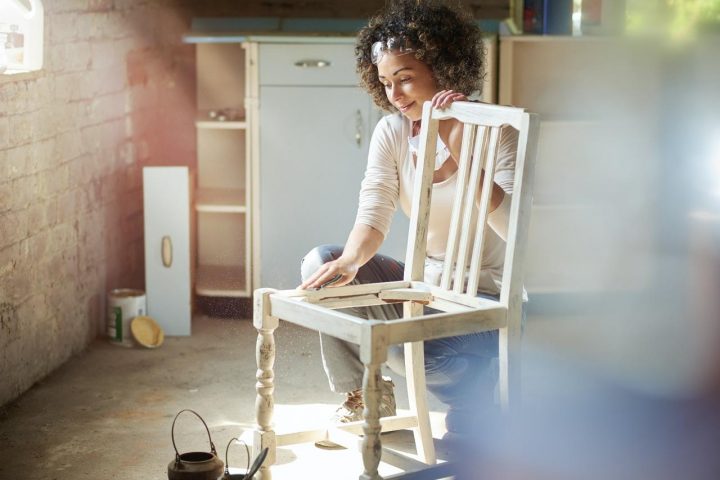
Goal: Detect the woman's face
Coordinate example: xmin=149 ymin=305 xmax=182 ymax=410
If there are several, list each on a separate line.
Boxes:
xmin=377 ymin=51 xmax=439 ymax=122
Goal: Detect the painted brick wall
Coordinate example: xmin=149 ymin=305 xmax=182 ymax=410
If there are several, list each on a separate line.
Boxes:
xmin=0 ymin=0 xmax=196 ymax=407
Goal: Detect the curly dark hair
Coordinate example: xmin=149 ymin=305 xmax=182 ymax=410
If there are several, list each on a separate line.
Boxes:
xmin=356 ymin=0 xmax=486 ymax=112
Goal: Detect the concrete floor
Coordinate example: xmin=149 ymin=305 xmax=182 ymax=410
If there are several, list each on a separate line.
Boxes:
xmin=0 ymin=315 xmax=454 ymax=480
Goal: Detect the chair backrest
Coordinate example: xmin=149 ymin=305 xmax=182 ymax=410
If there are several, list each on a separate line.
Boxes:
xmin=403 ymin=101 xmax=539 ymax=310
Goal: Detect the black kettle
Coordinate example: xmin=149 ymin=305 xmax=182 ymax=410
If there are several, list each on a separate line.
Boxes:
xmin=167 ymin=410 xmax=224 ymax=480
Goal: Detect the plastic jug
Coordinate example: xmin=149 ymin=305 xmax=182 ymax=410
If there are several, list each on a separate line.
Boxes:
xmin=0 ymin=0 xmax=44 ymax=74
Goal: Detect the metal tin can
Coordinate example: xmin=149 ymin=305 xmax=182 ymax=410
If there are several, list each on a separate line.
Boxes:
xmin=107 ymin=289 xmax=146 ymax=347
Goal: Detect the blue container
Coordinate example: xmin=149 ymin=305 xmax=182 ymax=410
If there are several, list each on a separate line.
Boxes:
xmin=543 ymin=0 xmax=573 ymax=35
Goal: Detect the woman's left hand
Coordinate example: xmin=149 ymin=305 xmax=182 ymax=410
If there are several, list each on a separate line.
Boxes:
xmin=432 ymin=89 xmax=468 ymax=110
xmin=431 ymin=90 xmax=467 ymax=164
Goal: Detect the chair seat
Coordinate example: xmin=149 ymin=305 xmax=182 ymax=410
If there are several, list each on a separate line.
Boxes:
xmin=268 ymin=283 xmax=508 ymax=346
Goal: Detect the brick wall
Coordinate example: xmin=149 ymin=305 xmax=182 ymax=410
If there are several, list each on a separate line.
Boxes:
xmin=0 ymin=0 xmax=196 ymax=407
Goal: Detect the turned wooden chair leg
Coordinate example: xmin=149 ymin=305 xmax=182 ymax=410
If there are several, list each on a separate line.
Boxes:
xmin=254 ymin=288 xmax=279 ymax=480
xmin=360 ymin=362 xmax=383 ymax=480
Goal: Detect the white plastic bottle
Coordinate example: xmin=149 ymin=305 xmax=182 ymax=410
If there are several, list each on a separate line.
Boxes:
xmin=0 ymin=0 xmax=44 ymax=74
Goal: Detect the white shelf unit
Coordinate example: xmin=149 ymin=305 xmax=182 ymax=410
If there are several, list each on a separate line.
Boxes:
xmin=194 ymin=42 xmax=252 ymax=297
xmin=499 ymin=35 xmax=654 ymax=295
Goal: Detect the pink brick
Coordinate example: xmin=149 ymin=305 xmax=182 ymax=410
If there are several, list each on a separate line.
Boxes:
xmin=0 ymin=243 xmax=18 ymax=278
xmin=45 ymin=199 xmax=58 ymax=227
xmin=55 ymin=132 xmax=84 ymax=164
xmin=9 ymin=176 xmax=38 ymax=212
xmin=0 ymin=181 xmax=11 ymax=213
xmin=117 ymin=139 xmax=136 ymax=166
xmin=68 ymin=154 xmax=94 ymax=185
xmin=48 ymin=224 xmax=77 ymax=254
xmin=127 ymin=84 xmax=159 ymax=111
xmin=0 ymin=117 xmax=9 ymax=149
xmin=126 ymin=49 xmax=153 ymax=87
xmin=107 ymin=118 xmax=129 ymax=145
xmin=28 ymin=139 xmax=57 ymax=174
xmin=28 ymin=110 xmax=56 ymax=144
xmin=5 ymin=145 xmax=30 ymax=179
xmin=6 ymin=266 xmax=32 ymax=304
xmin=91 ymin=66 xmax=127 ymax=97
xmin=112 ymin=0 xmax=150 ymax=11
xmin=0 ymin=150 xmax=6 ymax=180
xmin=80 ymin=124 xmax=103 ymax=154
xmin=9 ymin=113 xmax=36 ymax=146
xmin=90 ymin=41 xmax=122 ymax=70
xmin=124 ymin=164 xmax=141 ymax=190
xmin=47 ymin=0 xmax=91 ymax=13
xmin=54 ymin=165 xmax=71 ymax=196
xmin=0 ymin=211 xmax=27 ymax=249
xmin=26 ymin=229 xmax=50 ymax=258
xmin=50 ymin=13 xmax=79 ymax=44
xmin=88 ymin=0 xmax=113 ymax=12
xmin=0 ymin=83 xmax=30 ymax=117
xmin=57 ymin=189 xmax=79 ymax=222
xmin=33 ymin=173 xmax=50 ymax=201
xmin=54 ymin=72 xmax=92 ymax=102
xmin=87 ymin=92 xmax=127 ymax=124
xmin=26 ymin=203 xmax=49 ymax=236
xmin=76 ymin=12 xmax=126 ymax=41
xmin=49 ymin=42 xmax=92 ymax=73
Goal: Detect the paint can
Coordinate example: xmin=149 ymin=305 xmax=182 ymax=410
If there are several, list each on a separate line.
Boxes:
xmin=107 ymin=289 xmax=146 ymax=347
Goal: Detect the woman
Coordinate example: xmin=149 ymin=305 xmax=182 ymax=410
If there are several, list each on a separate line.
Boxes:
xmin=300 ymin=0 xmax=519 ymax=438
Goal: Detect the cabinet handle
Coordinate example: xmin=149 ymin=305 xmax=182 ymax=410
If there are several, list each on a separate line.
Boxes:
xmin=161 ymin=236 xmax=173 ymax=268
xmin=355 ymin=109 xmax=363 ymax=148
xmin=294 ymin=59 xmax=331 ymax=68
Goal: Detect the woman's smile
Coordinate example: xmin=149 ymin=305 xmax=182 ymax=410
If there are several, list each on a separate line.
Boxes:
xmin=376 ymin=51 xmax=439 ymax=121
xmin=398 ymin=101 xmax=415 ymax=113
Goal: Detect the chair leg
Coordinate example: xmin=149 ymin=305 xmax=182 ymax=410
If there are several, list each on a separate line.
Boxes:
xmin=254 ymin=289 xmax=279 ymax=480
xmin=403 ymin=303 xmax=436 ymax=464
xmin=498 ymin=309 xmax=522 ymax=410
xmin=360 ymin=363 xmax=383 ymax=480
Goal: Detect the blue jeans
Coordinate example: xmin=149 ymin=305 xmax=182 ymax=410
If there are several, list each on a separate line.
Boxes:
xmin=301 ymin=245 xmax=511 ymax=424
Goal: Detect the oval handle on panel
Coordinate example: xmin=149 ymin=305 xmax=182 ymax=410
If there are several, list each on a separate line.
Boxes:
xmin=161 ymin=236 xmax=173 ymax=268
xmin=294 ymin=59 xmax=331 ymax=68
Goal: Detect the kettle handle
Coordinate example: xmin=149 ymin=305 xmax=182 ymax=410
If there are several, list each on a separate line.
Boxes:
xmin=223 ymin=437 xmax=250 ymax=477
xmin=171 ymin=409 xmax=218 ymax=459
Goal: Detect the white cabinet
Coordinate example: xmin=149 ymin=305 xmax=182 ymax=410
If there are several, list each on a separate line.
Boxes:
xmin=143 ymin=167 xmax=192 ymax=335
xmin=251 ymin=41 xmax=409 ymax=290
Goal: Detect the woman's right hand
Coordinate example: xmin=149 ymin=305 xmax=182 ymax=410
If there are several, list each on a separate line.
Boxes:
xmin=299 ymin=256 xmax=359 ymax=290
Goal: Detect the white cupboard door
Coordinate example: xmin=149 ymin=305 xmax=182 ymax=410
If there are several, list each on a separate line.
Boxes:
xmin=259 ymin=87 xmax=364 ymax=288
xmin=143 ymin=167 xmax=191 ymax=335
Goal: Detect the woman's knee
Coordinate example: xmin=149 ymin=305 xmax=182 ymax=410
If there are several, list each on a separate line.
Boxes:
xmin=300 ymin=244 xmax=343 ymax=281
xmin=386 ymin=344 xmax=448 ymax=378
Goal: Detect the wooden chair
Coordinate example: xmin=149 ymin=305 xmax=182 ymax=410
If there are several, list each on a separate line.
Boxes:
xmin=252 ymin=101 xmax=539 ymax=479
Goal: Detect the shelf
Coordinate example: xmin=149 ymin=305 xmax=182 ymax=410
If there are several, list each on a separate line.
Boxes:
xmin=196 ymin=119 xmax=247 ymax=129
xmin=196 ymin=265 xmax=248 ymax=297
xmin=196 ymin=188 xmax=247 ymax=213
xmin=196 ymin=118 xmax=247 ymax=130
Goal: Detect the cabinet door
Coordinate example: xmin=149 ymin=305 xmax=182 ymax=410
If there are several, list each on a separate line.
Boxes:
xmin=259 ymin=86 xmax=407 ymax=288
xmin=143 ymin=167 xmax=191 ymax=335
